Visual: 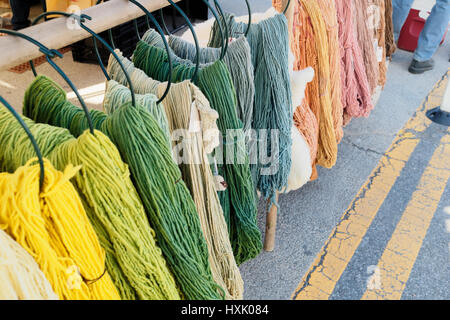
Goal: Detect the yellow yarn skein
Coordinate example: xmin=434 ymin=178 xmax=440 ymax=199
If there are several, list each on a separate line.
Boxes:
xmin=0 ymin=160 xmax=120 ymax=300
xmin=0 ymin=105 xmax=180 ymax=300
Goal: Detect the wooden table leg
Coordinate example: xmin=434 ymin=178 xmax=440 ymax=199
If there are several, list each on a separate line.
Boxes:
xmin=264 ymin=193 xmax=279 ymax=252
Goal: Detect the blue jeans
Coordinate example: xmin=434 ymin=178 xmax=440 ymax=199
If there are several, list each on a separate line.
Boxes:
xmin=393 ymin=0 xmax=450 ymax=61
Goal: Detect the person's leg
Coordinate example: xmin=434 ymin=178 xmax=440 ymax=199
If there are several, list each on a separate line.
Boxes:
xmin=10 ymin=0 xmax=32 ymax=30
xmin=393 ymin=0 xmax=415 ymax=41
xmin=413 ymin=0 xmax=450 ymax=61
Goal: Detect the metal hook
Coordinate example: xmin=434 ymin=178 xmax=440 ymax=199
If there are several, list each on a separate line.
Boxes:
xmin=77 ymin=13 xmax=137 ymax=108
xmin=211 ymin=0 xmax=228 ymax=59
xmin=164 ymin=0 xmax=200 ymax=84
xmin=30 ymin=12 xmax=137 ymax=108
xmin=105 ymin=0 xmax=146 ymax=42
xmin=95 ymin=0 xmax=116 ymax=48
xmin=0 ymin=28 xmax=95 ymax=135
xmin=0 ymin=96 xmax=45 ymax=191
xmin=96 ymin=0 xmax=151 ymax=38
xmin=243 ymin=0 xmax=252 ymax=36
xmin=159 ymin=8 xmax=171 ymax=36
xmin=160 ymin=0 xmax=226 ymax=61
xmin=128 ymin=0 xmax=173 ymax=104
xmin=31 ymin=11 xmax=113 ymax=84
xmin=32 ymin=8 xmax=115 ymax=76
xmin=0 ymin=28 xmax=61 ymax=79
xmin=284 ymin=0 xmax=291 ymax=14
xmin=134 ymin=19 xmax=142 ymax=40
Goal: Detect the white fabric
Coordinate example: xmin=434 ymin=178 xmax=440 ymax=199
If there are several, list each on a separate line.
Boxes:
xmin=286 ymin=65 xmax=315 ymax=193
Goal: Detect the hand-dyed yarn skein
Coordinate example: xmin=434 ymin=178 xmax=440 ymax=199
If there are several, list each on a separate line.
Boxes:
xmin=134 ymin=31 xmax=262 ymax=266
xmin=23 ymin=75 xmax=224 ymax=300
xmin=103 ymin=78 xmax=244 ymax=300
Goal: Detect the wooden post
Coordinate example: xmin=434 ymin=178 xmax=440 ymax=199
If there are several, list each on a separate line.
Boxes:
xmin=263 ymin=193 xmax=279 ymax=252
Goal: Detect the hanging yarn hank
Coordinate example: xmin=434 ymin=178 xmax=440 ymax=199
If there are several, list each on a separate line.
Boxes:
xmin=0 ymin=113 xmax=178 ymax=301
xmin=168 ymin=35 xmax=255 ymax=134
xmin=102 ymin=104 xmax=223 ymax=300
xmin=0 ymin=228 xmax=58 ymax=300
xmin=352 ymin=0 xmax=380 ymax=94
xmin=23 ymin=76 xmax=223 ymax=300
xmin=134 ymin=33 xmax=262 ymax=266
xmin=208 ymin=12 xmax=294 ymax=196
xmin=0 ymin=157 xmax=120 ymax=300
xmin=239 ymin=7 xmax=315 ymax=188
xmin=335 ymin=0 xmax=374 ymax=125
xmin=286 ymin=0 xmax=338 ymax=168
xmin=104 ymin=80 xmax=171 ymax=143
xmin=104 ymin=78 xmax=244 ymax=300
xmin=17 ymin=79 xmax=182 ymax=300
xmin=272 ymin=0 xmax=320 ymax=180
xmin=286 ymin=0 xmax=321 ymax=167
xmin=106 ymin=53 xmax=221 ymax=155
xmin=156 ymin=81 xmax=244 ymax=300
xmin=107 ymin=50 xmax=161 ymax=94
xmin=316 ymin=0 xmax=344 ymax=143
xmin=293 ymin=101 xmax=318 ymax=167
xmin=385 ymin=0 xmax=397 ymax=58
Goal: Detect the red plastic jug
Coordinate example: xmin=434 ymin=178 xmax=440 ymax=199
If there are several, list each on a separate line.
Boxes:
xmin=397 ymin=8 xmax=448 ymax=52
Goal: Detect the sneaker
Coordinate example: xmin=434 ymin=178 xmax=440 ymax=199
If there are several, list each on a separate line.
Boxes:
xmin=408 ymin=59 xmax=435 ymax=74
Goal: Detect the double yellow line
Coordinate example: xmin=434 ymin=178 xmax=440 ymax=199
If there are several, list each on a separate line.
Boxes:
xmin=293 ymin=70 xmax=450 ymax=300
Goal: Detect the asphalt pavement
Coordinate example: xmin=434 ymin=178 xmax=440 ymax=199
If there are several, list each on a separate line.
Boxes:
xmin=238 ymin=2 xmax=449 ymax=299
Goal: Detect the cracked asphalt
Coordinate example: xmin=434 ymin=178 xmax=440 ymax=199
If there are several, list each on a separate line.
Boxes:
xmin=237 ymin=1 xmax=450 ymax=300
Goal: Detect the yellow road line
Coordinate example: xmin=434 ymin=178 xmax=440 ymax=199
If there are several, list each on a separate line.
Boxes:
xmin=292 ymin=71 xmax=449 ymax=300
xmin=362 ymin=130 xmax=450 ymax=300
